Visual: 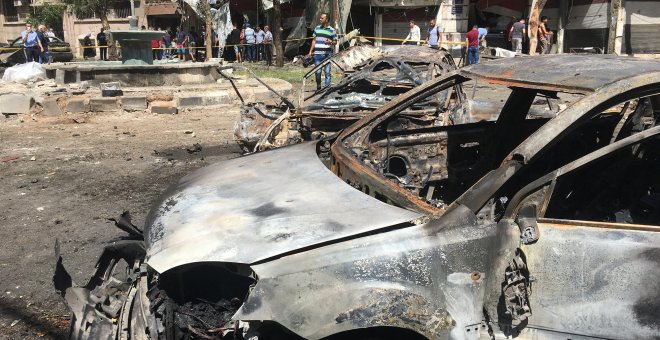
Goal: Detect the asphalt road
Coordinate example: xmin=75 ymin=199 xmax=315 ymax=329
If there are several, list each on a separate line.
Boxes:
xmin=0 ymin=106 xmax=242 ymax=339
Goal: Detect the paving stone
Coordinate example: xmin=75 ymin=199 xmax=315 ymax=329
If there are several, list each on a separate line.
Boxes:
xmin=0 ymin=94 xmax=34 ymax=114
xmin=122 ymin=96 xmax=148 ymax=111
xmin=42 ymin=98 xmax=62 ymax=116
xmin=151 ymin=100 xmax=177 ymax=114
xmin=177 ymin=96 xmax=204 ymax=107
xmin=65 ymin=98 xmax=89 ymax=113
xmin=204 ymin=91 xmax=230 ymax=106
xmin=90 ymin=97 xmax=118 ymax=112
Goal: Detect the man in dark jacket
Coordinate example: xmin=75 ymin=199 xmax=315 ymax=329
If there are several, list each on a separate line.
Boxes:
xmin=226 ymin=23 xmax=241 ymax=62
xmin=37 ymin=24 xmax=49 ymax=63
xmin=97 ymin=28 xmax=107 ymax=61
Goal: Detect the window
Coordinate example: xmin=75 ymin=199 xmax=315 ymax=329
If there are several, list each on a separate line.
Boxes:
xmin=3 ymin=0 xmax=19 ymax=22
xmin=545 ymin=135 xmax=660 ymax=225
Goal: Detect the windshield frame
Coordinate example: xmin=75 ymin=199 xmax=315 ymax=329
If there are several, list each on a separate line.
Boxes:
xmin=331 ymin=66 xmax=660 ymax=215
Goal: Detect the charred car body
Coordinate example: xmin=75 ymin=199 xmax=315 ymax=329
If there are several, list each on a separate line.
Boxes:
xmin=233 ymin=46 xmax=467 ymax=153
xmin=57 ymin=55 xmax=660 ymax=339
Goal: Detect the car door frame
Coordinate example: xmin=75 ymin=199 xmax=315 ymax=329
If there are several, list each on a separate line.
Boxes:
xmin=486 ymin=124 xmax=660 ymax=339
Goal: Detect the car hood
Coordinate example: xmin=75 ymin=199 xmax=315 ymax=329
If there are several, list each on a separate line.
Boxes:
xmin=144 ymin=142 xmax=422 ymax=273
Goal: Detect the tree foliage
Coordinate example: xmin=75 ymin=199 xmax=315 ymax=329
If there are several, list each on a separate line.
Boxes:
xmin=62 ymin=0 xmax=120 ymax=58
xmin=26 ymin=3 xmax=66 ymax=33
xmin=63 ymin=0 xmax=115 ymax=20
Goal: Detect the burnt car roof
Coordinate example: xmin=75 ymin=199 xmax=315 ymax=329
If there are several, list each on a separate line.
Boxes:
xmin=461 ymin=54 xmax=660 ymax=93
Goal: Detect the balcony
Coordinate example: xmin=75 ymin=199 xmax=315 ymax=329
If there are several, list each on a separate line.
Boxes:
xmin=74 ymin=6 xmax=132 ymax=20
xmin=113 ymin=7 xmax=130 ymax=18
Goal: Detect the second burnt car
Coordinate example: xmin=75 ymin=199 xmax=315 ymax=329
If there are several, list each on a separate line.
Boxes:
xmin=233 ymin=45 xmax=466 ymax=153
xmin=0 ymin=36 xmax=74 ymax=65
xmin=57 ymin=55 xmax=660 ymax=339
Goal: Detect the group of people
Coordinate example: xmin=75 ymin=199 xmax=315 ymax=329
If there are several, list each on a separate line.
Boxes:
xmin=21 ymin=22 xmax=56 ymax=64
xmin=506 ymin=16 xmax=553 ymax=55
xmin=401 ymin=15 xmax=553 ymax=66
xmin=466 ymin=15 xmax=553 ymax=65
xmin=225 ymin=23 xmax=274 ymax=65
xmin=401 ymin=19 xmax=444 ymax=49
xmin=156 ymin=26 xmax=218 ymax=62
xmin=88 ymin=26 xmax=218 ymax=62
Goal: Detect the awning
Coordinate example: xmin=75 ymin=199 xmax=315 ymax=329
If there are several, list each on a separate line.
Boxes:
xmin=145 ymin=3 xmax=180 ymax=16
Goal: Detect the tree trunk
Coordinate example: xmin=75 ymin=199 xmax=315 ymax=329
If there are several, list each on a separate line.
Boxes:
xmin=100 ymin=14 xmax=117 ymax=60
xmin=528 ymin=0 xmax=547 ymax=55
xmin=201 ymin=0 xmax=212 ymax=61
xmin=272 ymin=0 xmax=284 ymax=67
xmin=607 ymin=0 xmax=623 ymax=54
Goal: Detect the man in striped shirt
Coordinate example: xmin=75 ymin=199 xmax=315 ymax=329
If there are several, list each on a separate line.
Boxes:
xmin=307 ymin=13 xmax=337 ymax=90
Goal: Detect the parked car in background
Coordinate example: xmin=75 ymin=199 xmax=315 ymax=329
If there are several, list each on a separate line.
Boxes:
xmin=56 ymin=55 xmax=660 ymax=340
xmin=0 ymin=36 xmax=74 ymax=65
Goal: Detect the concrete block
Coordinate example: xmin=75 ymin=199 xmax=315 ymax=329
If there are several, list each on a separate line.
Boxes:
xmin=121 ymin=96 xmax=148 ymax=111
xmin=42 ymin=98 xmax=63 ymax=116
xmin=151 ymin=100 xmax=177 ymax=114
xmin=65 ymin=98 xmax=89 ymax=113
xmin=55 ymin=69 xmax=66 ymax=85
xmin=177 ymin=96 xmax=204 ymax=107
xmin=100 ymin=82 xmax=123 ymax=97
xmin=204 ymin=91 xmax=231 ymax=106
xmin=90 ymin=97 xmax=118 ymax=112
xmin=0 ymin=94 xmax=34 ymax=114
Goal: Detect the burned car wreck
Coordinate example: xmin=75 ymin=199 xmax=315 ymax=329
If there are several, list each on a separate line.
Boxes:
xmin=56 ymin=55 xmax=660 ymax=340
xmin=233 ymin=46 xmax=465 ymax=153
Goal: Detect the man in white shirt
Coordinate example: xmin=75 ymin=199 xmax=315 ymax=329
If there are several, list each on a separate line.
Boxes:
xmin=244 ymin=23 xmax=256 ymax=62
xmin=255 ymin=26 xmax=265 ymax=62
xmin=402 ymin=19 xmax=420 ymax=45
xmin=263 ymin=25 xmax=273 ymax=66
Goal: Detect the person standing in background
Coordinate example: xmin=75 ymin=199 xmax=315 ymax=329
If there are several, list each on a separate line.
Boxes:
xmin=175 ymin=26 xmax=188 ymax=62
xmin=263 ymin=25 xmax=273 ymax=66
xmin=255 ymin=26 xmax=265 ymax=62
xmin=162 ymin=27 xmax=171 ymax=60
xmin=402 ymin=19 xmax=420 ymax=45
xmin=505 ymin=17 xmax=515 ymax=51
xmin=97 ymin=28 xmax=107 ymax=61
xmin=82 ymin=33 xmax=95 ymax=60
xmin=23 ymin=26 xmax=43 ymax=63
xmin=37 ymin=25 xmax=49 ymax=63
xmin=478 ymin=26 xmax=489 ymax=47
xmin=307 ymin=13 xmax=337 ymax=90
xmin=538 ymin=16 xmax=551 ymax=54
xmin=188 ymin=28 xmax=198 ymax=62
xmin=509 ymin=17 xmax=526 ymax=54
xmin=227 ymin=23 xmax=242 ymax=62
xmin=465 ymin=25 xmax=480 ymax=65
xmin=244 ymin=23 xmax=256 ymax=62
xmin=150 ymin=27 xmax=160 ymax=61
xmin=426 ymin=19 xmax=442 ymax=49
